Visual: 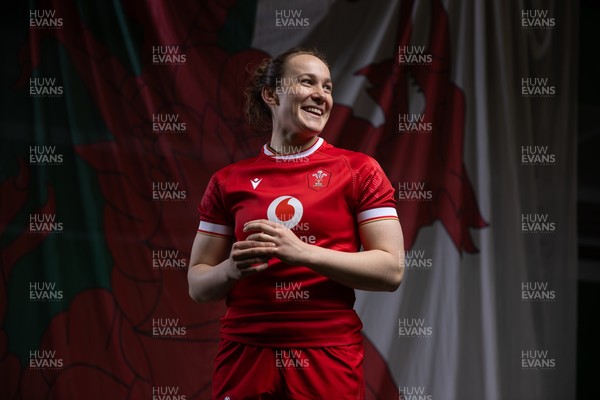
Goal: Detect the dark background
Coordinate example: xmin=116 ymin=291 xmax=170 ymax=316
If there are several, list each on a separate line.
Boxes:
xmin=577 ymin=1 xmax=600 ymax=397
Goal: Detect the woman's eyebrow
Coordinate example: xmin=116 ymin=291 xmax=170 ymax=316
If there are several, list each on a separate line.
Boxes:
xmin=294 ymin=73 xmax=333 ymax=84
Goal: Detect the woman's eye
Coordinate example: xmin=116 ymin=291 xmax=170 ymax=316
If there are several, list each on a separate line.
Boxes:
xmin=324 ymin=85 xmax=332 ymax=92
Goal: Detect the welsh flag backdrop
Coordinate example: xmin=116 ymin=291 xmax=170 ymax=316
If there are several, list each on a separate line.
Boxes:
xmin=1 ymin=1 xmax=577 ymax=399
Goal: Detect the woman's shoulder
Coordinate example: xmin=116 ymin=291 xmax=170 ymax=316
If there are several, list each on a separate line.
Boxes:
xmin=209 ymin=154 xmax=263 ymax=181
xmin=320 ymin=141 xmax=381 ymax=170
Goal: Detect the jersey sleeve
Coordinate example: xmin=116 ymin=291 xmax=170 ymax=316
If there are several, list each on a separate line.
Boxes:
xmin=353 ymin=157 xmax=398 ymax=226
xmin=197 ymin=173 xmax=234 ymax=238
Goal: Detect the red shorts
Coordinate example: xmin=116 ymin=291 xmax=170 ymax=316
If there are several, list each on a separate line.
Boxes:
xmin=212 ymin=339 xmax=365 ymax=400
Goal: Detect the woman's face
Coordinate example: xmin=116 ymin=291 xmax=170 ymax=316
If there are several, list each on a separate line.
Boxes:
xmin=269 ymin=54 xmax=333 ymax=138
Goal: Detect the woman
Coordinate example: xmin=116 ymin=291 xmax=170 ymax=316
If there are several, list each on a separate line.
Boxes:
xmin=188 ymin=47 xmax=404 ymax=400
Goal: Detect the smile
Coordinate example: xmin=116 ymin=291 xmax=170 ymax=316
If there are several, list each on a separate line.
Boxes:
xmin=301 ymin=106 xmax=323 ymax=116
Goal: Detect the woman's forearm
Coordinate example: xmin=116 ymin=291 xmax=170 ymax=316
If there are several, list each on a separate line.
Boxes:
xmin=242 ymin=219 xmax=405 ymax=291
xmin=302 ymin=246 xmax=404 ymax=291
xmin=188 ymin=260 xmax=236 ymax=303
xmin=188 ymin=236 xmax=276 ymax=303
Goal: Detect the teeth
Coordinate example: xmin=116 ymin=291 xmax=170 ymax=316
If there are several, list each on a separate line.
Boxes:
xmin=303 ymin=107 xmax=322 ymax=116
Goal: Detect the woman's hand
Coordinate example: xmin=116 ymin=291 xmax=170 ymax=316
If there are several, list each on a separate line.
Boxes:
xmin=240 ymin=218 xmax=404 ymax=292
xmin=243 ymin=219 xmax=311 ymax=266
xmin=227 ymin=239 xmax=276 ymax=279
xmin=188 ymin=232 xmax=276 ymax=303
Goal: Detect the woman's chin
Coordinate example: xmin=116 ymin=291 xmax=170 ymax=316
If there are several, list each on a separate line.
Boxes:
xmin=302 ymin=122 xmax=326 ymax=135
xmin=280 ymin=122 xmax=325 ymax=139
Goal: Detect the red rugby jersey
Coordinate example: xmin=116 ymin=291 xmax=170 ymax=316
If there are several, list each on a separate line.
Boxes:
xmin=197 ymin=137 xmax=398 ymax=347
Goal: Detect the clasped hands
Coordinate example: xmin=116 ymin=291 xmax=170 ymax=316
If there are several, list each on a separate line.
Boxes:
xmin=227 ymin=219 xmax=309 ymax=280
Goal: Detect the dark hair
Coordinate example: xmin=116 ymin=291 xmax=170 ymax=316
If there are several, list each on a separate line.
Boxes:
xmin=244 ymin=47 xmax=329 ymax=132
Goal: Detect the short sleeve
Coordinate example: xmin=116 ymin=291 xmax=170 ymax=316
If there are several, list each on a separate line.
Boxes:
xmin=353 ymin=157 xmax=398 ymax=226
xmin=197 ymin=173 xmax=234 ymax=238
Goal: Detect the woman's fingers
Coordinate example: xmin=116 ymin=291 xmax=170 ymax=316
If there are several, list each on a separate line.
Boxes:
xmin=243 ymin=219 xmax=282 ymax=236
xmin=245 ymin=232 xmax=278 ymax=243
xmin=231 ymin=240 xmax=276 ymax=273
xmin=233 ymin=240 xmax=276 ymax=250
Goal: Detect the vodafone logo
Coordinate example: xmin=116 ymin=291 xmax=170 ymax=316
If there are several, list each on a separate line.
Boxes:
xmin=267 ymin=196 xmax=304 ymax=229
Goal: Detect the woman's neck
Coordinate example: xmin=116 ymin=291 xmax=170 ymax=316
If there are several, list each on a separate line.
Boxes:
xmin=268 ymin=133 xmax=318 ymax=155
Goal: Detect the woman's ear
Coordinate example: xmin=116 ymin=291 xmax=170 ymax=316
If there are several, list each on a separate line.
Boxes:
xmin=262 ymin=86 xmax=279 ymax=106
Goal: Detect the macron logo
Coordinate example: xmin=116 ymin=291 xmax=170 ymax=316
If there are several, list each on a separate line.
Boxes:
xmin=251 ymin=178 xmax=262 ymax=189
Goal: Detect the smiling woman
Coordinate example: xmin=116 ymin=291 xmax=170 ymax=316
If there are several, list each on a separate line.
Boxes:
xmin=244 ymin=48 xmax=332 ymax=137
xmin=188 ymin=47 xmax=405 ymax=400
xmin=263 ymin=53 xmax=332 ymax=146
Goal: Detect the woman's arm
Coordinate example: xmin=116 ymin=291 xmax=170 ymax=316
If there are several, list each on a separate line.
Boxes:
xmin=243 ymin=218 xmax=404 ymax=291
xmin=188 ymin=233 xmax=276 ymax=302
